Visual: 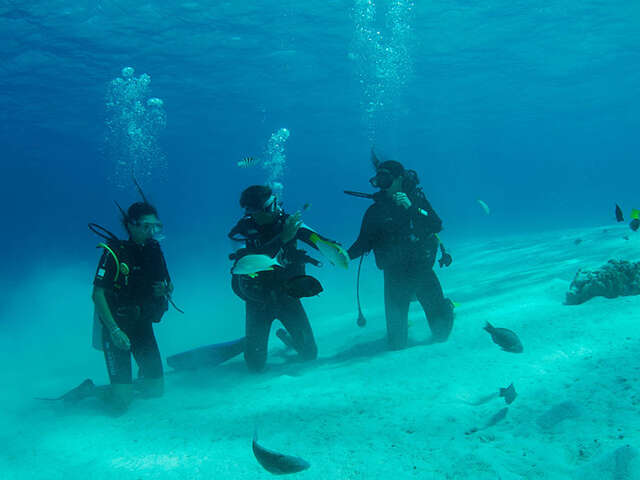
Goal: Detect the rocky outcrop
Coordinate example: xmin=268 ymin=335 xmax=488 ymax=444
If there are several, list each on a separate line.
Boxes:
xmin=565 ymin=260 xmax=640 ymax=305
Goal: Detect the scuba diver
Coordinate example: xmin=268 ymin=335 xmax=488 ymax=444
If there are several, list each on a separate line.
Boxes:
xmin=347 ymin=155 xmax=454 ymax=350
xmin=228 ymin=185 xmax=348 ymax=372
xmin=90 ymin=197 xmax=173 ymax=413
xmin=46 ymin=181 xmax=174 ymax=415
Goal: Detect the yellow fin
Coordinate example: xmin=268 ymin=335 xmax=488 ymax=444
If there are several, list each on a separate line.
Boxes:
xmin=631 ymin=209 xmax=640 ymax=220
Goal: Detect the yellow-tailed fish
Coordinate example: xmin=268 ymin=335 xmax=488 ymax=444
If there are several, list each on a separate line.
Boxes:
xmin=309 ymin=233 xmax=349 ymax=269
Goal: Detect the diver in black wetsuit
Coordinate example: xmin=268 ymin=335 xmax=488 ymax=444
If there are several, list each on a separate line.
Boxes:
xmin=91 ymin=201 xmax=173 ymax=413
xmin=229 ymin=185 xmax=345 ymax=372
xmin=348 ymin=159 xmax=454 ymax=350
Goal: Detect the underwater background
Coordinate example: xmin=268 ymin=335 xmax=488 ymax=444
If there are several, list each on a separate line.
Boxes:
xmin=3 ymin=0 xmax=639 ymax=265
xmin=2 ymin=1 xmax=640 ymax=478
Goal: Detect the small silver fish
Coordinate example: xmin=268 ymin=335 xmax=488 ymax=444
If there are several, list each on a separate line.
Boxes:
xmin=237 ymin=156 xmax=256 ymax=168
xmin=252 ymin=430 xmax=310 ymax=475
xmin=484 ymin=322 xmax=523 ymax=353
xmin=232 ymin=254 xmax=282 ymax=276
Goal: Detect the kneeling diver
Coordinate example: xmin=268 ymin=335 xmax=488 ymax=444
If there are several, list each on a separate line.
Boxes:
xmin=347 ymin=154 xmax=454 ymax=350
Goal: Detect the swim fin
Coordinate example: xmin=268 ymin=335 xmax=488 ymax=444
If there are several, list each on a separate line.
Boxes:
xmin=166 ymin=338 xmax=246 ymax=371
xmin=36 ymin=378 xmax=96 ymax=404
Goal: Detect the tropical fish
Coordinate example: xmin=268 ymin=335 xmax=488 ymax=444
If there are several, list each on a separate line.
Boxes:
xmin=499 ymin=383 xmax=517 ymax=405
xmin=309 ymin=233 xmax=349 ymax=269
xmin=252 ymin=430 xmax=310 ymax=475
xmin=477 ymin=199 xmax=490 ymax=215
xmin=466 ymin=382 xmax=516 ymax=407
xmin=486 ymin=407 xmax=509 ymax=427
xmin=232 ymin=254 xmax=282 ymax=276
xmin=237 ymin=156 xmax=256 ymax=168
xmin=465 ymin=407 xmax=509 ymax=435
xmin=284 ymin=275 xmax=323 ymax=298
xmin=484 ymin=322 xmax=523 ymax=353
xmin=631 ymin=209 xmax=640 ymax=220
xmin=615 ymin=204 xmax=624 ymax=222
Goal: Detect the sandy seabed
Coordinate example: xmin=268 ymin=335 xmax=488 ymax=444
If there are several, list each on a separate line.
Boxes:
xmin=1 ymin=224 xmax=639 ymax=479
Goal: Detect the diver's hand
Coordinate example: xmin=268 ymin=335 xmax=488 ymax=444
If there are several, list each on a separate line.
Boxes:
xmin=281 ymin=212 xmax=302 ymax=243
xmin=393 ymin=192 xmax=412 ymax=209
xmin=152 ymin=281 xmax=173 ymax=298
xmin=438 ymin=252 xmax=453 ymax=268
xmin=110 ymin=328 xmax=131 ymax=350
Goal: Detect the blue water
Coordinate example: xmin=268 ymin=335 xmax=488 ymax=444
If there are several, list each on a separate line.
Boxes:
xmin=3 ymin=0 xmax=639 ymax=267
xmin=1 ymin=1 xmax=640 ymax=476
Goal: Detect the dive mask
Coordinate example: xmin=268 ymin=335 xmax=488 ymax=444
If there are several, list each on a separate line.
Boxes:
xmin=134 ymin=220 xmax=164 ymax=239
xmin=369 ymin=169 xmax=394 ymax=190
xmin=245 ymin=194 xmax=278 ymax=215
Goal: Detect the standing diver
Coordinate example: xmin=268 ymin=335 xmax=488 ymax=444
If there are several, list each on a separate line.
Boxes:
xmin=229 ymin=185 xmax=348 ymax=372
xmin=85 ymin=193 xmax=173 ymax=414
xmin=348 ymin=156 xmax=454 ymax=350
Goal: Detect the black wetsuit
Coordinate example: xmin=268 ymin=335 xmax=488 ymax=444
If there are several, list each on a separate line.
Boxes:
xmin=93 ymin=239 xmax=170 ymax=384
xmin=348 ymin=189 xmax=454 ymax=349
xmin=229 ymin=214 xmax=323 ymax=372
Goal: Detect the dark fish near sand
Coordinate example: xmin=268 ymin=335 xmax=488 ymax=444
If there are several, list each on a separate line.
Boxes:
xmin=499 ymin=383 xmax=517 ymax=405
xmin=615 ymin=204 xmax=624 ymax=222
xmin=252 ymin=430 xmax=310 ymax=475
xmin=467 ymin=383 xmax=517 ymax=406
xmin=484 ymin=322 xmax=523 ymax=353
xmin=486 ymin=407 xmax=509 ymax=427
xmin=284 ymin=275 xmax=323 ymax=298
xmin=35 ymin=378 xmax=96 ymax=403
xmin=465 ymin=407 xmax=509 ymax=435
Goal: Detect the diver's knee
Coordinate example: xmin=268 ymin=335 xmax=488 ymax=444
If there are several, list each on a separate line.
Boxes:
xmin=387 ymin=335 xmax=408 ymax=350
xmin=245 ymin=351 xmax=267 ymax=373
xmin=430 ymin=319 xmax=453 ymax=342
xmin=430 ymin=330 xmax=451 ymax=343
xmin=107 ymin=383 xmax=134 ymax=415
xmin=431 ymin=300 xmax=454 ymax=341
xmin=386 ymin=322 xmax=408 ymax=350
xmin=299 ymin=344 xmax=318 ymax=361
